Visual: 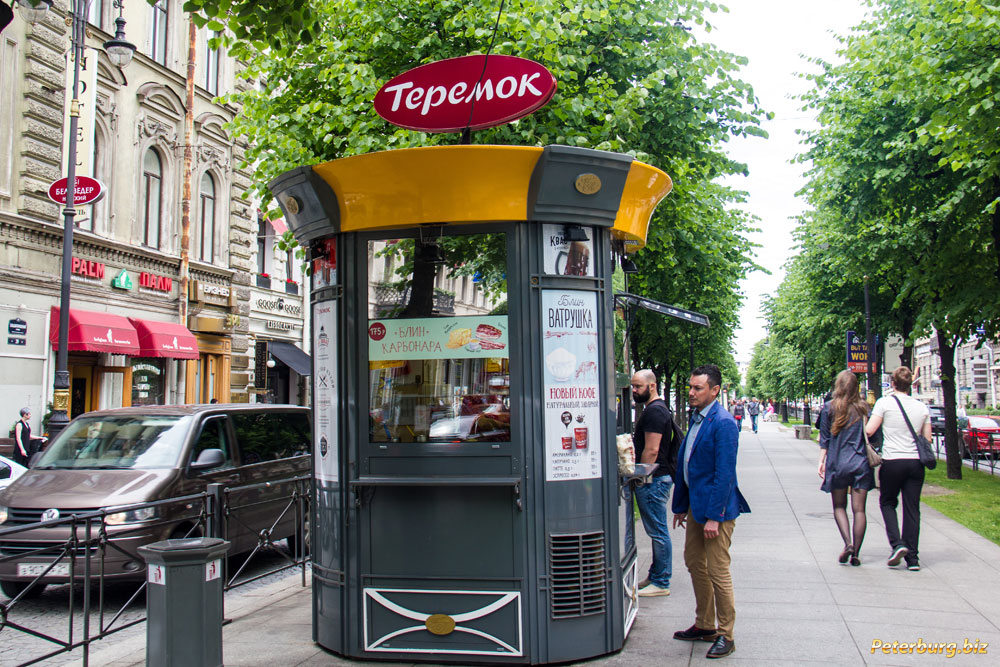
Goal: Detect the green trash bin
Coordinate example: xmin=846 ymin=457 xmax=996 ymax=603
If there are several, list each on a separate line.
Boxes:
xmin=138 ymin=537 xmax=231 ymax=667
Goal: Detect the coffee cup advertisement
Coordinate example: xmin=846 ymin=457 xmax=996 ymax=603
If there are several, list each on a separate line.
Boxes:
xmin=542 ymin=289 xmax=602 ymax=481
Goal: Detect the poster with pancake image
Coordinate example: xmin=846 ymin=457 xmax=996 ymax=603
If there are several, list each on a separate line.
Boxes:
xmin=368 ymin=315 xmax=509 ymax=361
xmin=542 ymin=289 xmax=602 ymax=481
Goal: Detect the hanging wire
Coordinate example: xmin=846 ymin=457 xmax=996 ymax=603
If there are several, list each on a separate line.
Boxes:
xmin=461 ymin=0 xmax=507 ymax=144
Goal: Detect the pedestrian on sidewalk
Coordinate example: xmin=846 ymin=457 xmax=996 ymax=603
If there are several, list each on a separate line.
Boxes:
xmin=627 ymin=370 xmax=680 ymax=598
xmin=11 ymin=407 xmax=44 ymax=467
xmin=765 ymin=400 xmax=775 ymax=422
xmin=746 ymin=398 xmax=760 ymax=433
xmin=817 ymin=371 xmax=874 ymax=566
xmin=865 ymin=366 xmax=931 ymax=571
xmin=671 ymin=364 xmax=750 ymax=660
xmin=732 ymin=400 xmax=744 ymax=431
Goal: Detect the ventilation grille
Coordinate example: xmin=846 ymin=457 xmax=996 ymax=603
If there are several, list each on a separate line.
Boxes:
xmin=549 ymin=531 xmax=606 ymax=618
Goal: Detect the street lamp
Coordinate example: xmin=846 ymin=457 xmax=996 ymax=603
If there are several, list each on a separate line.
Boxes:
xmin=17 ymin=0 xmax=135 ymax=437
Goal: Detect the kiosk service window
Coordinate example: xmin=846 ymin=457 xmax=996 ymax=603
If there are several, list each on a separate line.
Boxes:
xmin=366 ymin=234 xmax=510 ymax=444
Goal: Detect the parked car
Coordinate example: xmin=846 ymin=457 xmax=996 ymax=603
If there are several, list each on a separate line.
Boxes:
xmin=962 ymin=416 xmax=1000 ymax=458
xmin=928 ymin=405 xmax=946 ymax=436
xmin=0 ymin=404 xmax=310 ymax=599
xmin=0 ymin=455 xmax=27 ymax=492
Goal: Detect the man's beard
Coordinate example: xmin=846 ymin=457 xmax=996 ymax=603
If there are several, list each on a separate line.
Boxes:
xmin=633 ymin=390 xmax=650 ymax=404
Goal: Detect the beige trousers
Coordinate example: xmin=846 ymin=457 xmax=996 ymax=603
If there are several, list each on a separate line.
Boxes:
xmin=684 ymin=512 xmax=737 ymax=640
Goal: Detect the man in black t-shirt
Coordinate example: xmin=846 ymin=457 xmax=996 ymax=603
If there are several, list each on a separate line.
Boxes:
xmin=629 ymin=369 xmax=679 ymax=597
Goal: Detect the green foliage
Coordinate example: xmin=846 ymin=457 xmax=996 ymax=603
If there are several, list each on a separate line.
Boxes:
xmin=225 ymin=0 xmax=769 ymax=397
xmin=750 ymin=0 xmax=1000 ymax=477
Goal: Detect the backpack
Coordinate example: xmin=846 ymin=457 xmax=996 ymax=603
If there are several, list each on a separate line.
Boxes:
xmin=663 ymin=409 xmax=686 ymax=474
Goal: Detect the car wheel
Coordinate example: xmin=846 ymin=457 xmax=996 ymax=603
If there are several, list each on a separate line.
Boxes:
xmin=1 ymin=579 xmax=47 ymax=599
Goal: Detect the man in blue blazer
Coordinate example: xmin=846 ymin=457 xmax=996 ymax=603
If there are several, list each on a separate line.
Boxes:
xmin=671 ymin=364 xmax=750 ymax=660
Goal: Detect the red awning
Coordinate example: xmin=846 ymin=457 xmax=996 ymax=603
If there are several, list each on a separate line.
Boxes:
xmin=49 ymin=307 xmax=140 ymax=355
xmin=128 ymin=318 xmax=200 ymax=359
xmin=269 ymin=217 xmax=288 ymax=235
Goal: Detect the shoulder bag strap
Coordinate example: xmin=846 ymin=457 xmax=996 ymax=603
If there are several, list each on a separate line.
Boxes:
xmin=892 ymin=395 xmax=921 ymax=442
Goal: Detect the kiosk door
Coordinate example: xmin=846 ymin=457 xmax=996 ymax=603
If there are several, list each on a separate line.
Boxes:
xmin=354 ymin=231 xmax=527 ymax=658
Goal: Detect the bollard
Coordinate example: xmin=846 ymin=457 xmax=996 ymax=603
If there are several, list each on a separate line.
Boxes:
xmin=138 ymin=537 xmax=231 ymax=667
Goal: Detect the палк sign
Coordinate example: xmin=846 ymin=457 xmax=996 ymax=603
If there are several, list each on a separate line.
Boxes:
xmin=374 ymin=55 xmax=557 ymax=133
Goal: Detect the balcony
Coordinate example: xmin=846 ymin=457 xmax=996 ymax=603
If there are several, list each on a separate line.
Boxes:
xmin=373 ymin=282 xmax=454 ymax=317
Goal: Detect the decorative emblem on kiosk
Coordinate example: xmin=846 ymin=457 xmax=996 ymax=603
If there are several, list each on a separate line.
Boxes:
xmin=425 ymin=614 xmax=456 ymax=636
xmin=574 ymin=173 xmax=602 ymax=195
xmin=284 ymin=196 xmax=300 ymax=215
xmin=374 ymin=55 xmax=557 ymax=133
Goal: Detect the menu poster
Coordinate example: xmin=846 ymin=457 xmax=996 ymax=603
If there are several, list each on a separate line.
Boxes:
xmin=368 ymin=315 xmax=509 ymax=361
xmin=314 ymin=301 xmax=338 ymax=483
xmin=542 ymin=289 xmax=602 ymax=481
xmin=542 ymin=224 xmax=595 ymax=277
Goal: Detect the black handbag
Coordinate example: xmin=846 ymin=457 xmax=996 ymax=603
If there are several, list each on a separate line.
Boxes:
xmin=893 ymin=395 xmax=936 ymax=469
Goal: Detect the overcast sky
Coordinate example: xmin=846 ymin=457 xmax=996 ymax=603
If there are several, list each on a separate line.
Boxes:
xmin=692 ymin=0 xmax=871 ymax=363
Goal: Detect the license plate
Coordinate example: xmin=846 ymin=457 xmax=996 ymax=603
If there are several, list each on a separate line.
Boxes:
xmin=17 ymin=563 xmax=70 ymax=577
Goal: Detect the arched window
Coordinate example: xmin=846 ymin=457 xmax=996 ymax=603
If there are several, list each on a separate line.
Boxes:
xmin=142 ymin=149 xmax=162 ymax=248
xmin=198 ymin=172 xmax=216 ymax=262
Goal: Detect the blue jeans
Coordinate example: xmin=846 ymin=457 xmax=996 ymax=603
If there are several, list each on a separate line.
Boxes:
xmin=632 ymin=475 xmax=673 ymax=588
xmin=751 ymin=414 xmax=759 ymax=432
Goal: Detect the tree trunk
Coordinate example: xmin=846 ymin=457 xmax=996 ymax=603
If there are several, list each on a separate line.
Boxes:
xmin=936 ymin=328 xmax=962 ymax=480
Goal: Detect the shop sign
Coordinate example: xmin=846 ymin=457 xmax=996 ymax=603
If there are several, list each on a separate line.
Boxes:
xmin=8 ymin=318 xmax=26 ymax=335
xmin=542 ymin=290 xmax=601 ymax=482
xmin=139 ymin=272 xmax=172 ymax=292
xmin=72 ymin=257 xmax=105 ymax=279
xmin=48 ymin=176 xmax=105 ymax=206
xmin=111 ymin=269 xmax=133 ymax=290
xmin=374 ymin=55 xmax=557 ymax=133
xmin=266 ymin=320 xmax=296 ymax=331
xmin=254 ymin=296 xmax=302 ymax=317
xmin=368 ymin=315 xmax=508 ymax=361
xmin=190 ymin=280 xmax=232 ymax=306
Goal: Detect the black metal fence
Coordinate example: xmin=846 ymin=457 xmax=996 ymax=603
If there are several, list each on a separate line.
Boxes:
xmin=0 ymin=474 xmax=311 ymax=666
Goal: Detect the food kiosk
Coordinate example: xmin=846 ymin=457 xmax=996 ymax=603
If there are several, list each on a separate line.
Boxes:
xmin=269 ymin=142 xmax=671 ymax=664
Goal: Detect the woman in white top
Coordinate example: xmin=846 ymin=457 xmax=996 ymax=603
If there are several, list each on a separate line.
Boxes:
xmin=864 ymin=366 xmax=932 ymax=571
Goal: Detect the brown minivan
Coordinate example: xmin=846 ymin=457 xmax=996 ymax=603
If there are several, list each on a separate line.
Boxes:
xmin=0 ymin=404 xmax=310 ymax=598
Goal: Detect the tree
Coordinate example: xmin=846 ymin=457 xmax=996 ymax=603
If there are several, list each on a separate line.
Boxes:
xmin=780 ymin=0 xmax=1000 ymax=478
xmin=227 ymin=0 xmax=769 ymax=414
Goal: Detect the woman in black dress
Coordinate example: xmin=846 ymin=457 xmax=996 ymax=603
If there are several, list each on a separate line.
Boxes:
xmin=817 ymin=370 xmax=875 ymax=565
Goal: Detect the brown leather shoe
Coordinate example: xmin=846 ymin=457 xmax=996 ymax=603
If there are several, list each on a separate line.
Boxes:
xmin=673 ymin=624 xmax=718 ymax=642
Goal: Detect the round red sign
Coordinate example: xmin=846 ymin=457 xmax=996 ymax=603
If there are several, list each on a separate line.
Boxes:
xmin=374 ymin=55 xmax=557 ymax=133
xmin=368 ymin=322 xmax=387 ymax=341
xmin=48 ymin=176 xmax=106 ymax=206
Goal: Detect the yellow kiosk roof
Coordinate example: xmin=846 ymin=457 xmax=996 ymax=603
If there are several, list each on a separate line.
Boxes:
xmin=309 ymin=146 xmax=671 ymax=250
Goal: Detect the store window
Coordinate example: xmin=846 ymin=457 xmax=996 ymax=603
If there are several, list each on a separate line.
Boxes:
xmin=142 ymin=148 xmax=162 ymax=249
xmin=198 ymin=171 xmax=216 ymax=262
xmin=131 ymin=359 xmax=166 ymax=406
xmin=367 ymin=233 xmax=510 ymax=443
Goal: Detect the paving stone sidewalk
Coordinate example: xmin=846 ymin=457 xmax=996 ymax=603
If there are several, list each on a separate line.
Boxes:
xmin=70 ymin=420 xmax=1000 ymax=666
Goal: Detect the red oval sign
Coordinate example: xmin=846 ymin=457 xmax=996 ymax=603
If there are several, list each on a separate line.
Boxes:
xmin=48 ymin=176 xmax=106 ymax=206
xmin=374 ymin=55 xmax=557 ymax=133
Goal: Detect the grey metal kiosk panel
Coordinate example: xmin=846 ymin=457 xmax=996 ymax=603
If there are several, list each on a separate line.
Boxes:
xmin=272 ymin=145 xmax=672 ymax=664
